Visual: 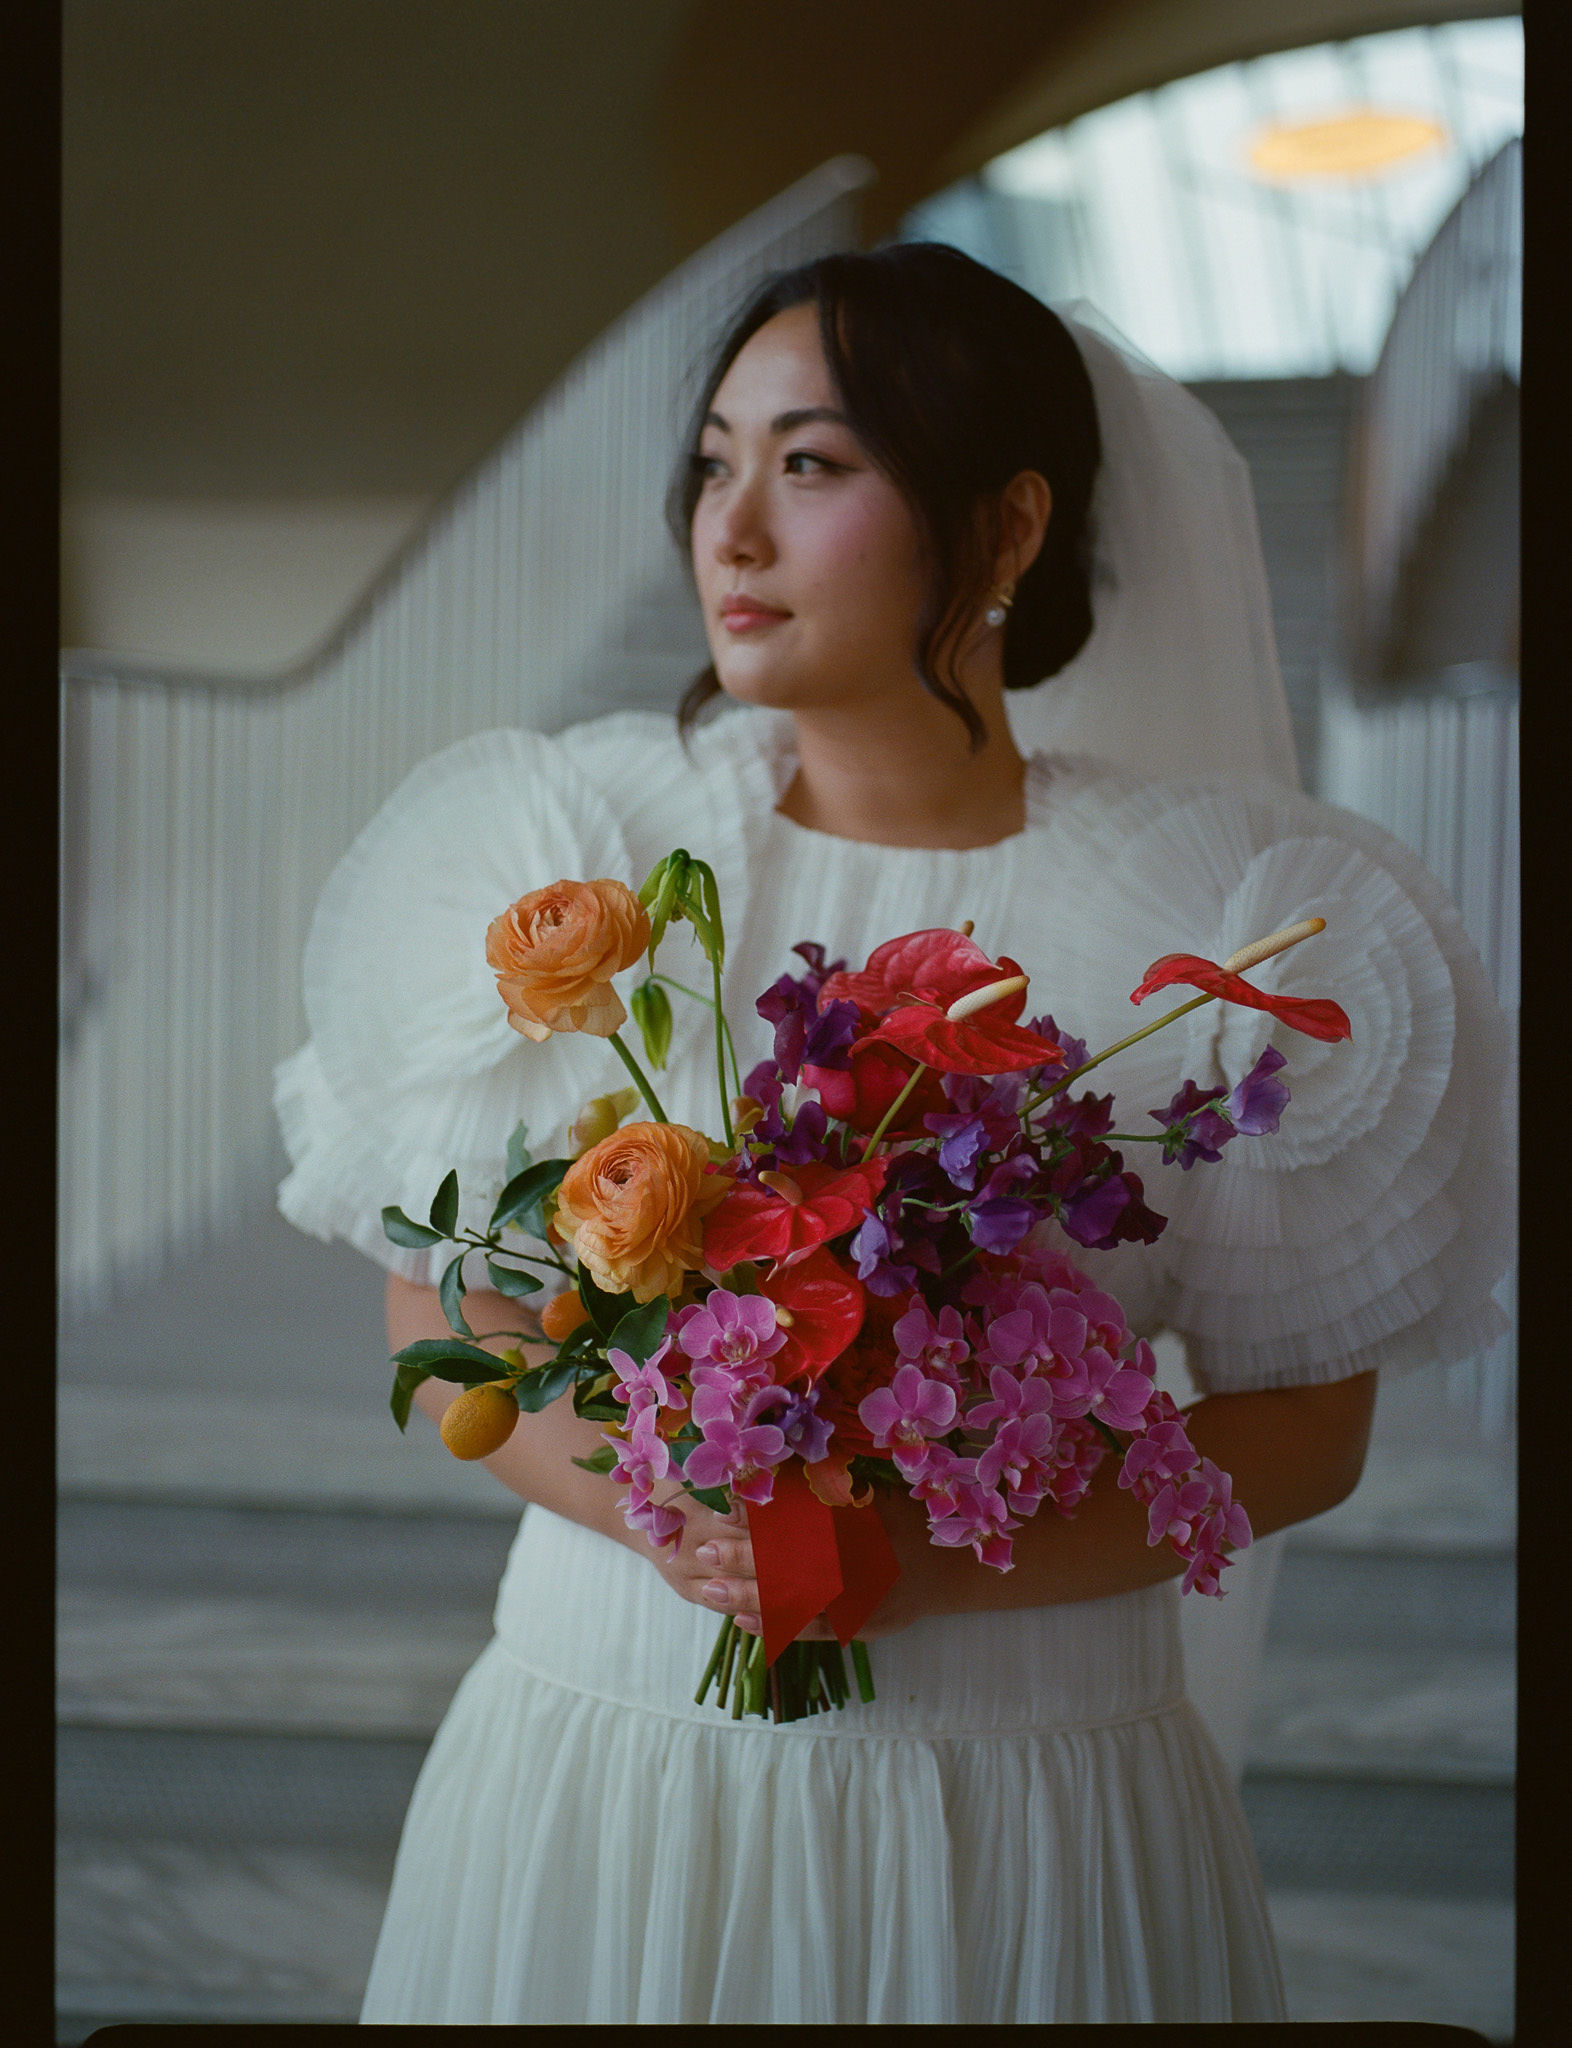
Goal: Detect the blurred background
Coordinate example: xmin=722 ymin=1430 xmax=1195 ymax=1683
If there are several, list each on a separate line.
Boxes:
xmin=57 ymin=1 xmax=1519 ymax=2036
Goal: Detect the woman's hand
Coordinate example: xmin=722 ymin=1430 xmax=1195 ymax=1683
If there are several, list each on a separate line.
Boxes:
xmin=653 ymin=1498 xmax=763 ymax=1632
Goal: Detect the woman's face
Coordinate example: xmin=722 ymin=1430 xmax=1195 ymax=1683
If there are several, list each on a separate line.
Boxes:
xmin=689 ymin=304 xmax=931 ymax=715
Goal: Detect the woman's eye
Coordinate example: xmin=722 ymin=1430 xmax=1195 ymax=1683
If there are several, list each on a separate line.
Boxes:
xmin=783 ymin=450 xmax=838 ymax=477
xmin=691 ymin=452 xmax=727 ymax=483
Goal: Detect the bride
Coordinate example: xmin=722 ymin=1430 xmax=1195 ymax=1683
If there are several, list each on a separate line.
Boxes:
xmin=275 ymin=242 xmax=1511 ymax=2024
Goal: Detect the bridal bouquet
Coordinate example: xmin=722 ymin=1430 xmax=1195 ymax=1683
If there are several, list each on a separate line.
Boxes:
xmin=383 ymin=851 xmax=1350 ymax=1722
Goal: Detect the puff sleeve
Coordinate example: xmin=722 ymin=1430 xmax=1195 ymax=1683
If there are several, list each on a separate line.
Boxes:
xmin=274 ymin=728 xmax=646 ymax=1285
xmin=1037 ymin=767 xmax=1515 ymax=1395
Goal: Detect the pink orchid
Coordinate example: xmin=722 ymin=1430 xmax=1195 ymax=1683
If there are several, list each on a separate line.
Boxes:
xmin=859 ymin=1362 xmax=959 ymax=1452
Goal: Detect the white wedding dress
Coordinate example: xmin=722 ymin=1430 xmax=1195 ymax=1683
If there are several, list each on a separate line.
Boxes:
xmin=276 ymin=705 xmax=1511 ymax=2024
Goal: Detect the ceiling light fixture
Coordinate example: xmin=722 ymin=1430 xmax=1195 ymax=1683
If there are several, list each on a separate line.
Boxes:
xmin=1247 ymin=108 xmax=1448 ymax=183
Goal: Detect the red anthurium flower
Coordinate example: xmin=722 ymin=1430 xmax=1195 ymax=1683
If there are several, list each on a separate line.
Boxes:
xmin=821 ymin=927 xmax=1023 ymax=1020
xmin=803 ymin=1040 xmax=949 ymax=1134
xmin=869 ymin=996 xmax=1066 ymax=1074
xmin=819 ymin=926 xmax=1066 ymax=1078
xmin=702 ymin=1156 xmax=891 ymax=1272
xmin=757 ymin=1247 xmax=867 ymax=1383
xmin=1130 ymin=954 xmax=1352 ymax=1043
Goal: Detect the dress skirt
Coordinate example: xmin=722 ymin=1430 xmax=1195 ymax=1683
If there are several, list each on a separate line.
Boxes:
xmin=359 ymin=1506 xmax=1285 ymax=2024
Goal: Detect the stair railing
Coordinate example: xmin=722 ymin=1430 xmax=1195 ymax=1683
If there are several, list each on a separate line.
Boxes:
xmin=58 ymin=158 xmax=873 ymax=1321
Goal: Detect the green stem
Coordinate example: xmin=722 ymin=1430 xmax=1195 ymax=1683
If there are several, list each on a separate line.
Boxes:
xmin=695 ymin=1616 xmax=731 ymax=1706
xmin=849 ymin=1638 xmax=877 ymax=1704
xmin=717 ymin=1615 xmax=741 ymax=1710
xmin=710 ymin=953 xmax=735 ymax=1150
xmin=721 ymin=1013 xmax=745 ymax=1102
xmin=607 ymin=1031 xmax=669 ymax=1123
xmin=860 ymin=1061 xmax=932 ymax=1159
xmin=1025 ymin=994 xmax=1215 ymax=1111
xmin=651 ymin=973 xmax=745 ymax=1101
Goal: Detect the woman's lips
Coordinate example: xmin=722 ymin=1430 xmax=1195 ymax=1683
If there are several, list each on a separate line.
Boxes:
xmin=719 ymin=597 xmax=791 ymax=633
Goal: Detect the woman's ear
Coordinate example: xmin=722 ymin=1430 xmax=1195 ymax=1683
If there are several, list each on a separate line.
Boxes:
xmin=996 ymin=470 xmax=1053 ymax=585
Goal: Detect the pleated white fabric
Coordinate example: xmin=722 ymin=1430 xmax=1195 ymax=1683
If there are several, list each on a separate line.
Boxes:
xmin=274 ymin=703 xmax=1512 ymax=2024
xmin=360 ymin=1511 xmax=1282 ymax=2024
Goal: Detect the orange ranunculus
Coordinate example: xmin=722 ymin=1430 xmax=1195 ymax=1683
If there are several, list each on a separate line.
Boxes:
xmin=553 ymin=1122 xmax=728 ymax=1304
xmin=486 ymin=878 xmax=650 ymax=1042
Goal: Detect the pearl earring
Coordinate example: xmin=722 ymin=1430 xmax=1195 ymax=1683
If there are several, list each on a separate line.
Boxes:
xmin=984 ymin=582 xmax=1015 ymax=630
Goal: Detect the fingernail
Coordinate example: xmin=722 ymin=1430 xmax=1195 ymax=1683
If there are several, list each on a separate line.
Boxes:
xmin=695 ymin=1542 xmax=719 ymax=1565
xmin=701 ymin=1580 xmax=730 ymax=1607
xmin=735 ymin=1614 xmax=761 ymax=1633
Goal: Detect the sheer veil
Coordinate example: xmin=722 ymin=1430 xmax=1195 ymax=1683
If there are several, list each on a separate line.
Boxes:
xmin=1006 ymin=304 xmax=1301 ymax=794
xmin=1005 ymin=302 xmax=1299 ymax=1780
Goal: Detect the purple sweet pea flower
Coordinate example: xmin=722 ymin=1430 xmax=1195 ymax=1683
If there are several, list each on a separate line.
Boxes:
xmin=743 ymin=1059 xmax=785 ymax=1111
xmin=967 ymin=1197 xmax=1039 ymax=1255
xmin=1226 ymin=1045 xmax=1290 ymax=1136
xmin=926 ymin=1112 xmax=991 ymax=1191
xmin=1150 ymin=1078 xmax=1236 ymax=1170
xmin=752 ymin=946 xmax=849 ymax=1083
xmin=967 ymin=1153 xmax=1041 ymax=1254
xmin=1050 ymin=1089 xmax=1115 ymax=1139
xmin=801 ymin=998 xmax=860 ymax=1071
xmin=745 ymin=1382 xmax=835 ymax=1465
xmin=848 ymin=1210 xmax=940 ymax=1297
xmin=1031 ymin=1014 xmax=1090 ymax=1075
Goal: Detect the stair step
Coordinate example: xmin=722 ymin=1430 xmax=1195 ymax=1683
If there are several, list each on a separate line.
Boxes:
xmin=1249 ymin=1648 xmax=1512 ymax=1784
xmin=1239 ymin=1772 xmax=1512 ymax=1900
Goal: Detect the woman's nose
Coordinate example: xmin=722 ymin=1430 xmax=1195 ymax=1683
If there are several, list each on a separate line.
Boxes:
xmin=712 ymin=478 xmax=773 ymax=567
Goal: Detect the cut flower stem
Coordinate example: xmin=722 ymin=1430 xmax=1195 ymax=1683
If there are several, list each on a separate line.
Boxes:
xmin=607 ymin=1031 xmax=669 ymax=1123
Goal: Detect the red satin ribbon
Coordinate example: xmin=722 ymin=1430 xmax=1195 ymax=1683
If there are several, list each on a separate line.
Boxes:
xmin=750 ymin=1458 xmax=902 ymax=1667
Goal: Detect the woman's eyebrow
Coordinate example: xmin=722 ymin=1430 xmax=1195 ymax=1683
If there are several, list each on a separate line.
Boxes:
xmin=701 ymin=405 xmax=850 ymax=435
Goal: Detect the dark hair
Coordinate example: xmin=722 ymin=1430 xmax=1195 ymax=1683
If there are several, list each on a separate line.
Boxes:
xmin=668 ymin=241 xmax=1102 ymax=747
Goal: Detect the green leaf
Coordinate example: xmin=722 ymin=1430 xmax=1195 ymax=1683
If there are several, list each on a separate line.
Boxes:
xmin=629 ymin=978 xmax=673 ymax=1071
xmin=489 ymin=1157 xmax=571 ymax=1235
xmin=576 ymin=1266 xmax=635 ymax=1337
xmin=570 ymin=1444 xmax=619 ymax=1475
xmin=573 ymin=1395 xmax=624 ymax=1423
xmin=485 ymin=1259 xmax=544 ymax=1298
xmin=389 ymin=1360 xmax=431 ymax=1432
xmin=606 ymin=1295 xmax=671 ymax=1366
xmin=553 ymin=1320 xmax=606 ymax=1368
xmin=381 ymin=1205 xmax=442 ymax=1249
xmin=428 ymin=1169 xmax=460 ymax=1237
xmin=438 ymin=1254 xmax=473 ymax=1338
xmin=392 ymin=1337 xmax=507 ymax=1385
xmin=694 ymin=857 xmax=726 ymax=969
xmin=684 ymin=1480 xmax=731 ymax=1513
xmin=513 ymin=1358 xmax=578 ymax=1412
xmin=504 ymin=1121 xmax=533 ymax=1182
